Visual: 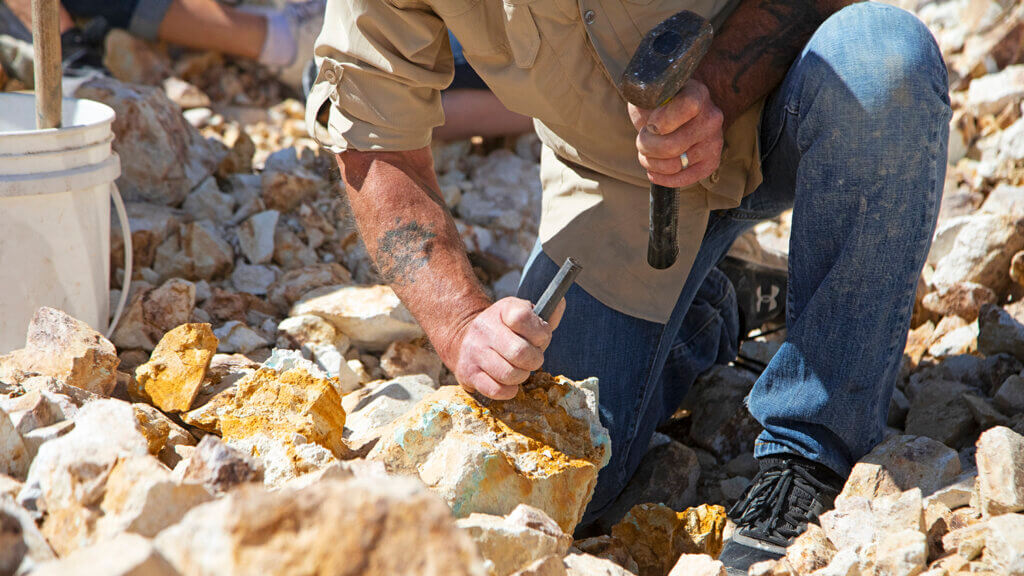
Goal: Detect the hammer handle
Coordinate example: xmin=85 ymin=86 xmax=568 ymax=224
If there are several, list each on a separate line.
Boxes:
xmin=32 ymin=0 xmax=62 ymax=129
xmin=648 ymin=184 xmax=679 ymax=269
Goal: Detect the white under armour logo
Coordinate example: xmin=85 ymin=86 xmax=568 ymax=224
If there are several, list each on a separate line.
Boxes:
xmin=756 ymin=285 xmax=780 ymax=313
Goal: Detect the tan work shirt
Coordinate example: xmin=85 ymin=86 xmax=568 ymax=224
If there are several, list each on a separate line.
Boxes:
xmin=307 ymin=0 xmax=763 ymax=323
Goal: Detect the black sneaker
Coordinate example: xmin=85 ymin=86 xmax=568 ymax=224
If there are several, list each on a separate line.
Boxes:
xmin=719 ymin=456 xmax=844 ymax=575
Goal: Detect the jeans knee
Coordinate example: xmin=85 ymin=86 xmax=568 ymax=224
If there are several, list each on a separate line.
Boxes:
xmin=801 ymin=3 xmax=950 ymax=118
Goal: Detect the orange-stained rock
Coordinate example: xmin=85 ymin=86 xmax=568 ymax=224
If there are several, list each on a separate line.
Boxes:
xmin=132 ymin=403 xmax=196 ymax=468
xmin=369 ymin=373 xmax=609 ymax=534
xmin=187 ymin=367 xmax=347 ymax=457
xmin=611 ymin=503 xmax=727 ymax=576
xmin=133 ymin=324 xmax=218 ymax=412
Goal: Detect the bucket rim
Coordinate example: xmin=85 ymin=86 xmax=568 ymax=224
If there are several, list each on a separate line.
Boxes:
xmin=0 ymin=93 xmax=115 ymax=138
xmin=0 ymin=153 xmax=121 ymax=197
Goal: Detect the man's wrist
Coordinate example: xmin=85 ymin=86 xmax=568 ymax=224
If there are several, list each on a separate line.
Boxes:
xmin=422 ymin=293 xmax=492 ymax=370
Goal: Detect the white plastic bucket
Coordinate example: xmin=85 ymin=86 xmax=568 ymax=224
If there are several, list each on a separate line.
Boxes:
xmin=0 ymin=92 xmax=132 ymax=354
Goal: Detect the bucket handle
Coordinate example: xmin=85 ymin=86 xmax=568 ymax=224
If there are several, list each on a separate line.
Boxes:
xmin=106 ymin=183 xmax=132 ymax=338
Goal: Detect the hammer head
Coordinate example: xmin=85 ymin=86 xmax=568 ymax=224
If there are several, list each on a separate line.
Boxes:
xmin=621 ymin=11 xmax=713 ymax=110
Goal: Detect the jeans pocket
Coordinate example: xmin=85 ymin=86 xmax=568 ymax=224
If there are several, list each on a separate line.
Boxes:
xmin=758 ymin=91 xmax=796 ymax=165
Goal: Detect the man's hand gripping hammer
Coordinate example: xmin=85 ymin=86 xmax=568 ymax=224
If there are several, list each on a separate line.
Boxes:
xmin=622 ymin=11 xmax=713 ymax=270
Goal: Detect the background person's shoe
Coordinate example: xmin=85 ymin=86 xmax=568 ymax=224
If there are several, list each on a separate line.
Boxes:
xmin=719 ymin=455 xmax=844 ymax=575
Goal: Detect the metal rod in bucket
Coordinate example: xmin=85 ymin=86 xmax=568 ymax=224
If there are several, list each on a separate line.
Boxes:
xmin=31 ymin=0 xmax=62 ymax=129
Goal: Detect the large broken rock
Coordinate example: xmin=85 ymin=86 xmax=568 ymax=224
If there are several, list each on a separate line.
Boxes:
xmin=154 ymin=477 xmax=486 ymax=576
xmin=17 ymin=400 xmax=150 ymax=554
xmin=456 ymin=505 xmax=572 ymax=576
xmin=94 ymin=455 xmax=213 ymax=540
xmin=343 ymin=374 xmax=437 ymax=450
xmin=975 ymin=426 xmax=1024 ymax=516
xmin=110 ymin=278 xmax=196 ymax=351
xmin=930 ymin=213 xmax=1024 ymax=297
xmin=837 ymin=435 xmax=961 ymax=502
xmin=212 ymin=366 xmax=346 ymax=451
xmin=183 ymin=365 xmax=349 ymax=486
xmin=292 ymin=284 xmax=423 ymax=351
xmin=370 ymin=373 xmax=610 ymax=533
xmin=32 ymin=533 xmax=178 ymax=576
xmin=0 ymin=307 xmax=119 ymax=397
xmin=820 ymin=489 xmax=924 ymax=553
xmin=133 ymin=323 xmax=218 ymax=412
xmin=75 ymin=76 xmax=221 ymax=206
xmin=610 ymin=503 xmax=727 ymax=576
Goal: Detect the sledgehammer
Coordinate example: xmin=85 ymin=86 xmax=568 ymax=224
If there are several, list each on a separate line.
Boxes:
xmin=622 ymin=11 xmax=713 ymax=270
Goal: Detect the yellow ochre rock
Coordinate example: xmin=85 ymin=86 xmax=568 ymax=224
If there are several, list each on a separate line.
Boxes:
xmin=611 ymin=503 xmax=728 ymax=576
xmin=133 ymin=323 xmax=218 ymax=413
xmin=369 ymin=372 xmax=610 ymax=534
xmin=190 ymin=366 xmax=348 ymax=459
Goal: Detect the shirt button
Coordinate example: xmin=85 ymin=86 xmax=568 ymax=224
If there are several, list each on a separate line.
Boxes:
xmin=583 ymin=9 xmax=596 ymax=24
xmin=323 ymin=68 xmax=337 ymax=83
xmin=709 ymin=169 xmax=721 ymax=184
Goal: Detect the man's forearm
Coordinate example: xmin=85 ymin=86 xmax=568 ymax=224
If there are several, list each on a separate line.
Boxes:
xmin=336 ymin=148 xmax=491 ymax=363
xmin=695 ymin=0 xmax=857 ymax=125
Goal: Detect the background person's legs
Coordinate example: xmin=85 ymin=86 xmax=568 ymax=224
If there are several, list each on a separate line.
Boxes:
xmin=434 ymin=32 xmax=533 ymax=141
xmin=7 ymin=0 xmax=313 ymax=75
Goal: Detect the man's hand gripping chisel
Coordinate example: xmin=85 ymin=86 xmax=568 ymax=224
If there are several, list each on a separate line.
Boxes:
xmin=622 ymin=11 xmax=713 ymax=270
xmin=468 ymin=257 xmax=581 ymax=404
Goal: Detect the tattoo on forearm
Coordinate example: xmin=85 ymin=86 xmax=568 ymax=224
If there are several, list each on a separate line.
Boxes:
xmin=375 ymin=218 xmax=437 ymax=285
xmin=721 ymin=0 xmax=825 ymax=94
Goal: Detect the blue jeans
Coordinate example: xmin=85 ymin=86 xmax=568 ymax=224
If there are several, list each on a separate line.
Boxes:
xmin=518 ymin=3 xmax=951 ymax=527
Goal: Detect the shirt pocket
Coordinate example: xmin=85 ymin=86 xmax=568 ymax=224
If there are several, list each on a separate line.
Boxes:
xmin=444 ymin=0 xmax=583 ymax=127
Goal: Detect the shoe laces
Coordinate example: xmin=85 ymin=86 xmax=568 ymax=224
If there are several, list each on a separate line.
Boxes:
xmin=728 ymin=460 xmax=832 ymax=541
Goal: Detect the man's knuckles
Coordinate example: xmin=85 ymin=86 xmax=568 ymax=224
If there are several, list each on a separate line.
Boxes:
xmin=649 ymin=96 xmax=701 ymax=134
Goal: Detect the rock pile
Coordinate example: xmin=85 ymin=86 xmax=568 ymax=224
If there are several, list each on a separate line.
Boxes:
xmin=2 ymin=0 xmax=1024 ymax=574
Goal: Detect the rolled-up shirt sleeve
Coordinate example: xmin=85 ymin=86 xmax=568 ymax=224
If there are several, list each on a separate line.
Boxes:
xmin=306 ymin=0 xmax=452 ymax=153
